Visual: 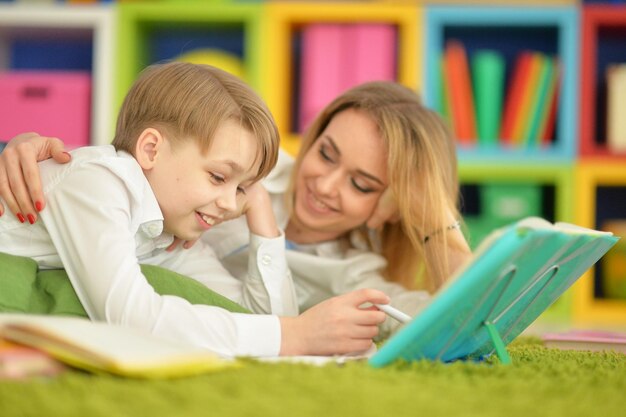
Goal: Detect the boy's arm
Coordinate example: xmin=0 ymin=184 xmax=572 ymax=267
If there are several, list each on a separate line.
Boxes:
xmin=165 ymin=183 xmax=298 ymax=317
xmin=41 ymin=160 xmax=282 ymax=358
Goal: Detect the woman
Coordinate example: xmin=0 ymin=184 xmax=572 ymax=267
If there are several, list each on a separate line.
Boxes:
xmin=0 ymin=81 xmax=471 ymax=337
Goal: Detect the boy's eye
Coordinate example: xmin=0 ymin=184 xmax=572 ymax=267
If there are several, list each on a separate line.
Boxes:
xmin=236 ymin=186 xmax=247 ymax=195
xmin=351 ymin=178 xmax=374 ymax=194
xmin=209 ymin=173 xmax=226 ymax=184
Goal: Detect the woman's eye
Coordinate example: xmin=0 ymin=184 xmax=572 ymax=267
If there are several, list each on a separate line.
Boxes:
xmin=209 ymin=173 xmax=225 ymax=184
xmin=351 ymin=179 xmax=374 ymax=194
xmin=318 ymin=145 xmax=333 ymax=162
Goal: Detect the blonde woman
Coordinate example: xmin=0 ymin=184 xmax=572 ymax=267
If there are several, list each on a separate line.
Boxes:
xmin=0 ymin=81 xmax=471 ymax=337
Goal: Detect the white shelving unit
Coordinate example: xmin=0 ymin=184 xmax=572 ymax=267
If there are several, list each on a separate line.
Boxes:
xmin=0 ymin=4 xmax=116 ymax=145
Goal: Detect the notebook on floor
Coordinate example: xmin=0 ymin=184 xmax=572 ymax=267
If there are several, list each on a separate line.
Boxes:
xmin=369 ymin=217 xmax=619 ymax=367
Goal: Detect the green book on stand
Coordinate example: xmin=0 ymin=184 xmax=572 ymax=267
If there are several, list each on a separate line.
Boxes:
xmin=370 ymin=217 xmax=619 ymax=367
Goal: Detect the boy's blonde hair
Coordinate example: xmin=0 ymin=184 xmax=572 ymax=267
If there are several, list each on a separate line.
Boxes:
xmin=290 ymin=81 xmax=463 ymax=292
xmin=113 ymin=61 xmax=279 ymax=182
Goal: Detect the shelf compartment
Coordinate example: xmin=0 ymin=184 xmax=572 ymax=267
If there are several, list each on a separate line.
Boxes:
xmin=116 ymin=2 xmax=265 ymax=116
xmin=580 ymin=4 xmax=626 ymax=160
xmin=0 ymin=4 xmax=115 ymax=146
xmin=425 ymin=6 xmax=579 ymax=163
xmin=264 ymin=1 xmax=421 ymax=156
xmin=574 ymin=161 xmax=626 ymax=325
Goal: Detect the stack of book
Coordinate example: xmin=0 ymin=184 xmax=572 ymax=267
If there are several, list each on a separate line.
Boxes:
xmin=440 ymin=41 xmax=560 ymax=149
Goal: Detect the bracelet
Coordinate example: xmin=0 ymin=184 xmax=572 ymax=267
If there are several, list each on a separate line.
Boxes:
xmin=423 ymin=220 xmax=461 ymax=243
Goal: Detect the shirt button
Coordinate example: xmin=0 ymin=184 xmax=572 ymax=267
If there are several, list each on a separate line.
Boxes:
xmin=148 ymin=224 xmax=160 ymax=235
xmin=261 ymin=255 xmax=272 ymax=265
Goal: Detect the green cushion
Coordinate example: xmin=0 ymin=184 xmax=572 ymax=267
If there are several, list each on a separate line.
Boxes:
xmin=0 ymin=252 xmax=249 ymax=316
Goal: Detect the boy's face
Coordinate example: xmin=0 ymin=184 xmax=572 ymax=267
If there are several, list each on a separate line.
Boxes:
xmin=144 ymin=120 xmax=260 ymax=241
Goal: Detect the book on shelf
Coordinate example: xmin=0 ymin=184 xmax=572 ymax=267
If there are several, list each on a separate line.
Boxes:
xmin=369 ymin=217 xmax=618 ymax=367
xmin=500 ymin=51 xmax=533 ymax=145
xmin=300 ymin=24 xmax=344 ymax=133
xmin=510 ymin=52 xmax=543 ymax=145
xmin=538 ymin=61 xmax=560 ymax=147
xmin=0 ymin=314 xmax=236 ymax=379
xmin=523 ymin=54 xmax=556 ymax=147
xmin=472 ymin=50 xmax=505 ymax=147
xmin=606 ymin=63 xmax=626 ymax=152
xmin=300 ymin=23 xmax=396 ymax=134
xmin=344 ymin=24 xmax=396 ymax=88
xmin=542 ymin=330 xmax=626 ymax=354
xmin=443 ymin=40 xmax=477 ymax=144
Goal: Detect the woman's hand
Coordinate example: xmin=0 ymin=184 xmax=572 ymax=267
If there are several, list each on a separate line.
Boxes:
xmin=0 ymin=132 xmax=70 ymax=221
xmin=366 ymin=188 xmax=400 ymax=229
xmin=278 ymin=288 xmax=389 ymax=356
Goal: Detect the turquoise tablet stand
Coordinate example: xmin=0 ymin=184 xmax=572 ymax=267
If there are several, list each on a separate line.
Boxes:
xmin=369 ymin=217 xmax=619 ymax=367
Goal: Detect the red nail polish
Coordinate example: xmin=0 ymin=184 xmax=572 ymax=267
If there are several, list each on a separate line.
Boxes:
xmin=17 ymin=213 xmax=25 ymax=223
xmin=35 ymin=201 xmax=43 ymax=212
xmin=27 ymin=214 xmax=36 ymax=224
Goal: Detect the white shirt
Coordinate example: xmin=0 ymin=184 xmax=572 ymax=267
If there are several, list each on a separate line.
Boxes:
xmin=205 ymin=150 xmax=431 ymax=338
xmin=0 ymin=146 xmax=298 ymax=358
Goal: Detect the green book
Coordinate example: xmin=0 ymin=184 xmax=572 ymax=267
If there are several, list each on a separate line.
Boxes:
xmin=471 ymin=50 xmax=505 ymax=146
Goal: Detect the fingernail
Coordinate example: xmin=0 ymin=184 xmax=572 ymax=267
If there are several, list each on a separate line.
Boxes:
xmin=27 ymin=214 xmax=36 ymax=225
xmin=17 ymin=213 xmax=25 ymax=223
xmin=62 ymin=152 xmax=71 ymax=158
xmin=35 ymin=201 xmax=43 ymax=212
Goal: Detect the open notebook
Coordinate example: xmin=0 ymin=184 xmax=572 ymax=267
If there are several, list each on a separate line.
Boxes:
xmin=369 ymin=217 xmax=619 ymax=367
xmin=0 ymin=314 xmax=236 ymax=378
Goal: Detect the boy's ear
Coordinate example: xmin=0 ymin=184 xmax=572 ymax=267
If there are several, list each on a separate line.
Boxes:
xmin=135 ymin=128 xmax=165 ymax=170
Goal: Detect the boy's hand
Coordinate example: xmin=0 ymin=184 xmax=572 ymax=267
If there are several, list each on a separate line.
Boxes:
xmin=279 ymin=289 xmax=389 ymax=356
xmin=232 ymin=182 xmax=280 ymax=238
xmin=0 ymin=132 xmax=70 ymax=220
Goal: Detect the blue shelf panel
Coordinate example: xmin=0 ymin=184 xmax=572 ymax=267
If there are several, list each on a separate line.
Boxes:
xmin=425 ymin=6 xmax=580 ymax=162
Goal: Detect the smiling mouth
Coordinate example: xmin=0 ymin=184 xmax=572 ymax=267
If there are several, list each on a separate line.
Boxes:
xmin=305 ymin=188 xmax=338 ymax=213
xmin=197 ymin=212 xmax=218 ymax=228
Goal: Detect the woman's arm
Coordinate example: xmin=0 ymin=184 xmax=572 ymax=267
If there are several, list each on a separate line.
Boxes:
xmin=0 ymin=133 xmax=70 ymax=220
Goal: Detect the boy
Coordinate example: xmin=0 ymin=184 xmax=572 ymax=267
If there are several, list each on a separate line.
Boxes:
xmin=0 ymin=62 xmax=389 ymax=357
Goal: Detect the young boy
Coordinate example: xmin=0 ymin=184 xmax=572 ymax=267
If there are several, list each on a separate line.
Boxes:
xmin=0 ymin=62 xmax=389 ymax=358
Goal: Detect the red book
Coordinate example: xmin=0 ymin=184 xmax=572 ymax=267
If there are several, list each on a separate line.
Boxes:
xmin=443 ymin=40 xmax=477 ymax=144
xmin=500 ymin=52 xmax=533 ymax=145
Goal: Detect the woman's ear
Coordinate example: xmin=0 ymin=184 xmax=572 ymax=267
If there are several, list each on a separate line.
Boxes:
xmin=135 ymin=128 xmax=165 ymax=170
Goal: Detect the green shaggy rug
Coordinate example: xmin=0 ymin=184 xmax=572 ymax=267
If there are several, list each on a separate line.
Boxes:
xmin=1 ymin=339 xmax=625 ymax=417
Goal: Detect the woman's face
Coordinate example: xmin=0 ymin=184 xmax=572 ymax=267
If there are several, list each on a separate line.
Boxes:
xmin=292 ymin=108 xmax=389 ymax=241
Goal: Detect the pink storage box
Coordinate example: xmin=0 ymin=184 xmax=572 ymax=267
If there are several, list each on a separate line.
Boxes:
xmin=0 ymin=71 xmax=91 ymax=148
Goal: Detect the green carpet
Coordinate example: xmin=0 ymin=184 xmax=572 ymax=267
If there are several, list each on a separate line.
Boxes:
xmin=2 ymin=339 xmax=625 ymax=417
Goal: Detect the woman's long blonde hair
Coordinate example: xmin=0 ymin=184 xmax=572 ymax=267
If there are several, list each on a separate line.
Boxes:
xmin=289 ymin=82 xmax=462 ymax=292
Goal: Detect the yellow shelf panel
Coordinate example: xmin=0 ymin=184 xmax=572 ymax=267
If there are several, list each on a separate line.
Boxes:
xmin=573 ymin=161 xmax=626 ymax=325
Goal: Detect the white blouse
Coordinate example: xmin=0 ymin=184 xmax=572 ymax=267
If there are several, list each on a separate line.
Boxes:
xmin=0 ymin=146 xmax=298 ymax=358
xmin=205 ymin=150 xmax=431 ymax=338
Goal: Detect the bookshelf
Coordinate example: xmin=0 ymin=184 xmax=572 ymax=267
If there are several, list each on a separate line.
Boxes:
xmin=0 ymin=4 xmax=115 ymax=146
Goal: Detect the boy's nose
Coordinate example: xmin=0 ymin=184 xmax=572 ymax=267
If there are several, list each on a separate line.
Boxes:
xmin=216 ymin=188 xmax=238 ymax=213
